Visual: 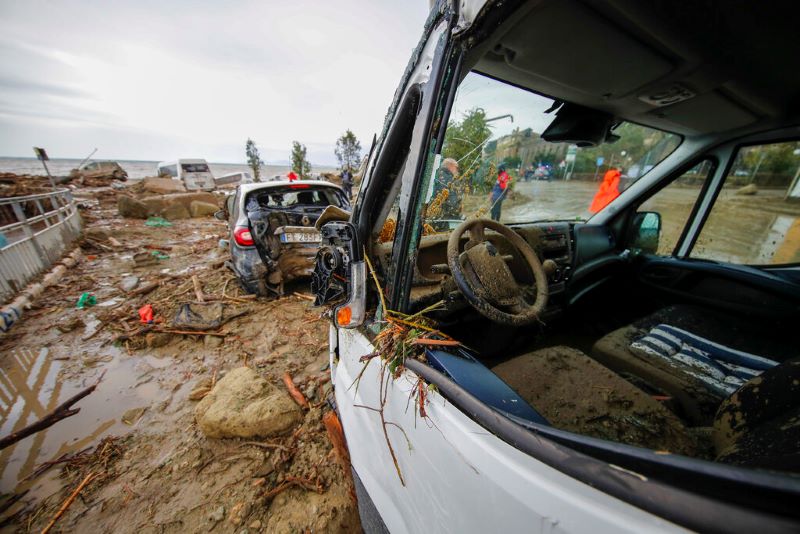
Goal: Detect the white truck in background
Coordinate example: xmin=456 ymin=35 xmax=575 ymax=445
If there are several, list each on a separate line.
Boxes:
xmin=156 ymin=159 xmax=215 ymax=191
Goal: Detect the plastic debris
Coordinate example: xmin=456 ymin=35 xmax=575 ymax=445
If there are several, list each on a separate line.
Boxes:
xmin=150 ymin=250 xmax=170 ymax=260
xmin=76 ymin=293 xmax=97 ymax=309
xmin=138 ymin=304 xmax=154 ymax=324
xmin=144 ymin=217 xmax=172 ymax=228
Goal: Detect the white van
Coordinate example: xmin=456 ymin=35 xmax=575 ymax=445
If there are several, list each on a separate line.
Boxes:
xmin=156 ymin=159 xmax=215 ymax=191
xmin=215 ymin=171 xmax=253 ymax=187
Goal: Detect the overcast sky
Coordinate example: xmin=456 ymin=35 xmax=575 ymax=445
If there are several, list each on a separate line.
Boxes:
xmin=0 ymin=1 xmax=430 ymax=165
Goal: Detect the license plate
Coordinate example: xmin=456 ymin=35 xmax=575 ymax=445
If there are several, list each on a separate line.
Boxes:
xmin=280 ymin=231 xmax=320 ymax=243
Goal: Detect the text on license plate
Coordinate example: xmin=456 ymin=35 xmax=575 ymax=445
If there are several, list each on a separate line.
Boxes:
xmin=280 ymin=232 xmax=320 ymax=243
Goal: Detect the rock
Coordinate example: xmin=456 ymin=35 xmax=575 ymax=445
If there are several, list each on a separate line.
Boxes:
xmin=145 ymin=332 xmax=171 ymax=349
xmin=142 ymin=176 xmax=186 ymax=195
xmin=122 ymin=407 xmax=147 ymax=425
xmin=162 ymin=203 xmax=190 ymax=220
xmin=118 ymin=196 xmax=151 ymax=219
xmin=229 ymin=501 xmax=250 ymax=525
xmin=57 ymin=316 xmax=85 ymax=333
xmin=209 ymin=505 xmax=225 ymax=523
xmin=120 ymin=276 xmax=139 ymax=292
xmin=190 ymin=200 xmax=219 ymax=218
xmin=204 ymin=334 xmax=224 ymax=348
xmin=85 ymin=227 xmax=110 ymax=241
xmin=249 ymin=519 xmax=262 ymax=530
xmin=194 ymin=367 xmax=302 ymax=439
xmin=189 ymin=377 xmax=213 ymax=401
xmin=737 ymin=183 xmax=758 ymax=195
xmin=141 ymin=192 xmax=218 ymax=217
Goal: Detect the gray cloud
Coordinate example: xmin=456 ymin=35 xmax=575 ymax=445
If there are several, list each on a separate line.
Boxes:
xmin=0 ymin=1 xmax=430 ymax=164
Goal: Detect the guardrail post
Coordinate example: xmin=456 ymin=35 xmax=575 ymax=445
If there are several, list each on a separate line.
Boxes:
xmin=11 ymin=201 xmax=46 ymax=260
xmin=49 ymin=195 xmax=64 ymax=223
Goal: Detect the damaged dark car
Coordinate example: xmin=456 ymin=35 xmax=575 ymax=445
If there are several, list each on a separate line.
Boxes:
xmin=220 ymin=180 xmax=349 ymax=297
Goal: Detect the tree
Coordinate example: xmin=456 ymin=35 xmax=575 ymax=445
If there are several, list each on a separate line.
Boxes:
xmin=334 ymin=130 xmax=362 ymax=171
xmin=442 ymin=108 xmax=492 ymax=168
xmin=245 ymin=138 xmax=263 ymax=182
xmin=291 ymin=141 xmax=311 ymax=179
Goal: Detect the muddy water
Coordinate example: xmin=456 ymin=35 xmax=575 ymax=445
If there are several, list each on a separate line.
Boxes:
xmin=494 ymin=181 xmax=800 ymax=264
xmin=0 ymin=338 xmax=174 ymax=501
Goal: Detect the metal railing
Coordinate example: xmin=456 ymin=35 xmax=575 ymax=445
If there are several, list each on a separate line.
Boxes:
xmin=0 ymin=189 xmax=82 ymax=303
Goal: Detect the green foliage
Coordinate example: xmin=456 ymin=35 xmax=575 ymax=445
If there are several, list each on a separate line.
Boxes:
xmin=335 ymin=129 xmax=362 ymax=171
xmin=571 ymin=123 xmax=679 ymax=175
xmin=291 ymin=141 xmax=311 ymax=179
xmin=501 ymin=155 xmax=522 ymax=169
xmin=442 ymin=108 xmax=492 ymax=168
xmin=245 ymin=138 xmax=263 ymax=182
xmin=738 ymin=141 xmax=800 ymax=183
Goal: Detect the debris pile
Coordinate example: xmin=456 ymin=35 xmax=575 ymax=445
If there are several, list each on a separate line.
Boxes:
xmin=0 ymin=173 xmax=359 ymax=532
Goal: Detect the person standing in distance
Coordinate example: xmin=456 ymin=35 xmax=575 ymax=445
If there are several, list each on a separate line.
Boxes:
xmin=489 ymin=163 xmax=511 ymax=221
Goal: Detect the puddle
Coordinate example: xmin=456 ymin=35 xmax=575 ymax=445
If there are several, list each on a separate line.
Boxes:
xmin=0 ymin=344 xmax=175 ymax=501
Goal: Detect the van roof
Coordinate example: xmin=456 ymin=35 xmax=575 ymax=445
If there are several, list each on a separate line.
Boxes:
xmin=157 ymin=159 xmax=209 ymax=166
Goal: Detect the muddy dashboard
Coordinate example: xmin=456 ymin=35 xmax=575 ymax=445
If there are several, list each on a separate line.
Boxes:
xmin=387 ymin=221 xmax=575 ymax=312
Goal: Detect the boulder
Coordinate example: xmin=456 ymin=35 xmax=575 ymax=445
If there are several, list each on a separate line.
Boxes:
xmin=190 ymin=200 xmax=220 ymax=218
xmin=195 ymin=367 xmax=302 ymax=439
xmin=162 ymin=203 xmax=190 ymax=220
xmin=141 ymin=192 xmax=218 ymax=218
xmin=737 ymin=183 xmax=758 ymax=195
xmin=142 ymin=176 xmax=186 ymax=195
xmin=118 ymin=196 xmax=151 ymax=219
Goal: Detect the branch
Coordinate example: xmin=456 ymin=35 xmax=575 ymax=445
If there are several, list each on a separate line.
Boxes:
xmin=0 ymin=372 xmax=105 ymax=451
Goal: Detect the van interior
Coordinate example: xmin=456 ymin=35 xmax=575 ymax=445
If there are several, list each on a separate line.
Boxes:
xmin=370 ymin=0 xmax=800 ymax=473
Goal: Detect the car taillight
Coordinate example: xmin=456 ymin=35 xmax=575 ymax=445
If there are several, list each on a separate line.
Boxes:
xmin=233 ymin=226 xmax=254 ymax=246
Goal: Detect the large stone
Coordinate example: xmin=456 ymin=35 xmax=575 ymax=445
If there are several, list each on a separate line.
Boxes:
xmin=142 ymin=176 xmax=186 ymax=195
xmin=162 ymin=203 xmax=190 ymax=220
xmin=194 ymin=367 xmax=302 ymax=439
xmin=118 ymin=195 xmax=151 ymax=219
xmin=141 ymin=192 xmax=218 ymax=218
xmin=190 ymin=200 xmax=220 ymax=218
xmin=737 ymin=183 xmax=758 ymax=195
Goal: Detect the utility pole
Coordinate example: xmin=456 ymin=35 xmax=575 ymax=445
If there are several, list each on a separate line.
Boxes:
xmin=33 ymin=147 xmax=56 ymax=189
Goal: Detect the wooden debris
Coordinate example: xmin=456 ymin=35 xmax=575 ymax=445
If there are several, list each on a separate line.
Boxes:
xmin=41 ymin=472 xmax=97 ymax=534
xmin=192 ymin=275 xmax=205 ymax=303
xmin=127 ymin=281 xmax=159 ymax=296
xmin=0 ymin=372 xmax=104 ymax=451
xmin=282 ymin=372 xmax=309 ymax=408
xmin=323 ymin=411 xmax=351 ymax=475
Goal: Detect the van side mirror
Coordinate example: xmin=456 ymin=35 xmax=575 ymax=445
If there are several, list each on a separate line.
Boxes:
xmin=214 ymin=210 xmax=227 ymax=221
xmin=630 ymin=211 xmax=661 ymax=254
xmin=311 ymin=221 xmax=365 ymax=328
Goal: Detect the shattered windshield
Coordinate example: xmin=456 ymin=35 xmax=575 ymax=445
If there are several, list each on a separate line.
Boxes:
xmin=424 ymin=72 xmax=680 ymax=228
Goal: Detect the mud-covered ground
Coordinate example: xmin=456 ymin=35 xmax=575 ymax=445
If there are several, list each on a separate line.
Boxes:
xmin=0 ymin=183 xmax=359 ymax=532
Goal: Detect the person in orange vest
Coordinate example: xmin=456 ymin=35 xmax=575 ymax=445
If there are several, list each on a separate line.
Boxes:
xmin=589 ymin=167 xmax=621 ymax=213
xmin=489 ymin=164 xmax=512 ymax=221
xmin=287 ymin=171 xmax=299 ymax=182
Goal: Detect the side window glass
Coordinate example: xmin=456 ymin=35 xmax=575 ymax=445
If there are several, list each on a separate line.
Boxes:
xmin=635 ymin=160 xmax=714 ymax=255
xmin=692 ymin=141 xmax=800 ymax=265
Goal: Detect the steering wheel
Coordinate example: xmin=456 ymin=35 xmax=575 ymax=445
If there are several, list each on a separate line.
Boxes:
xmin=447 ymin=218 xmax=548 ymax=326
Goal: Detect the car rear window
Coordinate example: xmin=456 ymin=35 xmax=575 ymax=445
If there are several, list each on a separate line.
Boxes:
xmin=246 ymin=186 xmax=345 ymax=210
